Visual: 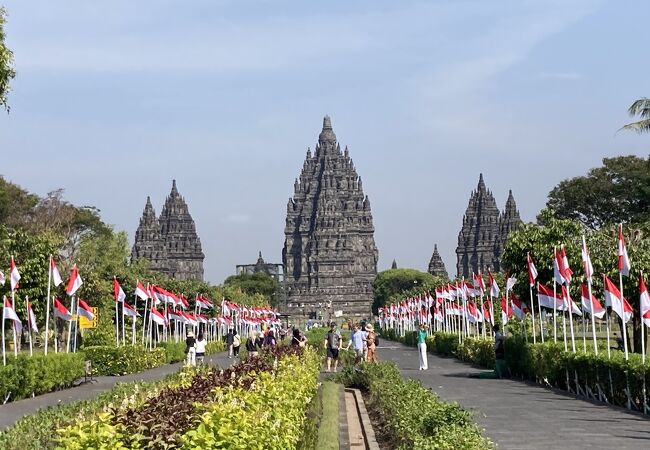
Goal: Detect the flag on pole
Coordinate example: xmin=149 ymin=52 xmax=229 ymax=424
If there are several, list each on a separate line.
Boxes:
xmin=50 ymin=258 xmax=63 ymax=287
xmin=113 ymin=278 xmax=126 ymax=303
xmin=506 ymin=276 xmax=517 ymax=292
xmin=500 ymin=297 xmax=512 ymax=324
xmin=604 ymin=275 xmax=633 ymax=322
xmin=560 ymin=285 xmax=581 ymax=316
xmin=581 ymin=236 xmax=593 ymax=283
xmin=0 ymin=270 xmax=5 ymax=286
xmin=65 ymin=265 xmax=83 ymax=296
xmin=134 ymin=281 xmax=149 ymax=301
xmin=77 ymin=299 xmax=95 ymax=321
xmin=488 ymin=271 xmax=500 ymax=297
xmin=527 ymin=253 xmax=538 ymax=287
xmin=618 ymin=224 xmax=631 ymax=276
xmin=151 ymin=308 xmax=168 ymax=326
xmin=3 ymin=296 xmax=22 ymax=332
xmin=511 ymin=294 xmax=529 ymax=319
xmin=537 ymin=283 xmax=563 ymax=309
xmin=53 ymin=298 xmax=73 ymax=321
xmin=560 ymin=245 xmax=573 ymax=284
xmin=27 ymin=302 xmax=38 ymax=332
xmin=580 ymin=284 xmax=605 ymax=319
xmin=123 ymin=302 xmax=140 ymax=318
xmin=639 ymin=274 xmax=650 ymax=328
xmin=196 ymin=295 xmax=214 ymax=309
xmin=10 ymin=257 xmax=20 ymax=292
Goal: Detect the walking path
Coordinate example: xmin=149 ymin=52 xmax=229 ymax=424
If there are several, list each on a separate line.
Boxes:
xmin=379 ymin=341 xmax=650 ymax=450
xmin=0 ymin=351 xmax=232 ymax=431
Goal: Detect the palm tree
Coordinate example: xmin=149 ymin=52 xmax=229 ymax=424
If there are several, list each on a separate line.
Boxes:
xmin=620 ymin=97 xmax=650 ymax=133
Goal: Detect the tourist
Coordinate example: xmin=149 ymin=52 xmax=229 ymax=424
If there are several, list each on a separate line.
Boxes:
xmin=264 ymin=329 xmax=277 ymax=347
xmin=280 ymin=326 xmax=287 ymax=342
xmin=292 ymin=328 xmax=307 ymax=348
xmin=365 ymin=324 xmax=377 ymax=363
xmin=232 ymin=330 xmax=241 ymax=358
xmin=362 ymin=323 xmax=369 ymax=361
xmin=246 ymin=330 xmax=260 ymax=357
xmin=195 ymin=332 xmax=206 ymax=365
xmin=347 ymin=324 xmax=365 ymax=364
xmin=493 ymin=324 xmax=506 ymax=378
xmin=417 ymin=323 xmax=428 ymax=370
xmin=185 ymin=331 xmax=196 ymax=367
xmin=226 ymin=328 xmax=235 ymax=358
xmin=324 ymin=322 xmax=342 ymax=372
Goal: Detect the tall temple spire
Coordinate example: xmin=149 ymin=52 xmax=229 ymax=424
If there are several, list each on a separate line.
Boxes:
xmin=131 ymin=196 xmax=168 ymax=274
xmin=283 ymin=116 xmax=378 ymax=316
xmin=428 ymin=244 xmax=449 ymax=280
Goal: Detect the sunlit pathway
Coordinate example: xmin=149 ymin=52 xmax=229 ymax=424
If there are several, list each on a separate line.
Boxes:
xmin=0 ymin=351 xmax=232 ymax=431
xmin=379 ymin=341 xmax=650 ymax=450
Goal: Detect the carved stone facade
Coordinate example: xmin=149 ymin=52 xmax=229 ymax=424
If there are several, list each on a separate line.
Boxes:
xmin=456 ymin=174 xmax=521 ymax=278
xmin=132 ymin=180 xmax=205 ymax=280
xmin=427 ymin=244 xmax=449 ymax=280
xmin=236 ymin=252 xmax=284 ymax=282
xmin=282 ymin=116 xmax=378 ymax=317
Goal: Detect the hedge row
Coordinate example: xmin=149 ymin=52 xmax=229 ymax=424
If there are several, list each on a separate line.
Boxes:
xmin=384 ymin=328 xmax=650 ymax=410
xmin=339 ymin=362 xmax=491 ymax=449
xmin=57 ymin=346 xmax=321 ymax=449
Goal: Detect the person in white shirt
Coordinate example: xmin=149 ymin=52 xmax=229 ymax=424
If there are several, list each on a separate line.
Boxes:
xmin=195 ymin=333 xmax=207 ymax=365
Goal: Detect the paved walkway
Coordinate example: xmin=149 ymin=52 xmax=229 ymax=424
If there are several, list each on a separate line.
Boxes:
xmin=379 ymin=341 xmax=650 ymax=450
xmin=0 ymin=351 xmax=232 ymax=431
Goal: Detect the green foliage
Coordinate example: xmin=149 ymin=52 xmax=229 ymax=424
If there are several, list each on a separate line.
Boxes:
xmin=314 ymin=381 xmax=338 ymax=450
xmin=339 ymin=362 xmax=491 ymax=449
xmin=0 ymin=177 xmax=39 ymax=229
xmin=545 ymin=155 xmax=650 ymax=229
xmin=156 ymin=341 xmax=187 ymax=364
xmin=0 ymin=352 xmax=84 ymax=402
xmin=0 ymin=7 xmax=15 ymax=112
xmin=224 ymin=272 xmax=279 ymax=306
xmin=82 ymin=345 xmax=166 ymax=376
xmin=372 ymin=268 xmax=443 ymax=313
xmin=620 ymin=97 xmax=650 ymax=134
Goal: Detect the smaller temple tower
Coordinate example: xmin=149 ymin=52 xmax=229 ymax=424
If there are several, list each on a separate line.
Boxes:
xmin=427 ymin=244 xmax=449 ymax=280
xmin=131 ymin=197 xmax=168 ymax=274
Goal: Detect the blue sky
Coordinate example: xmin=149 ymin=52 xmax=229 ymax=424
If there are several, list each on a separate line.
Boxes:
xmin=1 ymin=0 xmax=648 ymax=283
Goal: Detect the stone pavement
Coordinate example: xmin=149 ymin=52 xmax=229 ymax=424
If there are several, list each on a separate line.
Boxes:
xmin=378 ymin=341 xmax=650 ymax=450
xmin=0 ymin=351 xmax=232 ymax=431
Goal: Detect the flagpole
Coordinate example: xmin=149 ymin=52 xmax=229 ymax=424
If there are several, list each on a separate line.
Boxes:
xmin=114 ymin=277 xmax=119 ymax=346
xmin=26 ymin=296 xmax=32 ymax=356
xmin=588 ymin=280 xmax=598 ymax=355
xmin=528 ymin=283 xmax=536 ymax=344
xmin=53 ymin=297 xmax=59 ymax=353
xmin=132 ymin=293 xmax=137 ymax=346
xmin=641 ymin=272 xmax=648 ymax=415
xmin=619 ymin=271 xmax=629 ymax=360
xmin=2 ymin=299 xmax=6 ymax=366
xmin=122 ymin=298 xmax=126 ymax=346
xmin=567 ymin=290 xmax=576 ymax=353
xmin=553 ymin=247 xmax=558 ymax=343
xmin=45 ymin=256 xmax=52 ymax=355
xmin=562 ymin=289 xmax=568 ymax=352
xmin=72 ymin=295 xmax=79 ymax=352
xmin=141 ymin=295 xmax=148 ymax=345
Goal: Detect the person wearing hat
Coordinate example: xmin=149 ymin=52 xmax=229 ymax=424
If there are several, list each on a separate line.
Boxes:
xmin=417 ymin=323 xmax=428 ymax=370
xmin=185 ymin=331 xmax=196 ymax=367
xmin=365 ymin=324 xmax=377 ymax=363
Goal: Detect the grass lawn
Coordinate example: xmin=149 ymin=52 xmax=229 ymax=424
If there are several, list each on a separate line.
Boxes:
xmin=316 ymin=381 xmax=340 ymax=450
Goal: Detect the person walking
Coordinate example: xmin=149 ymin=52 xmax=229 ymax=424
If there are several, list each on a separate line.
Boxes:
xmin=346 ymin=324 xmax=365 ymax=364
xmin=264 ymin=329 xmax=277 ymax=347
xmin=185 ymin=331 xmax=196 ymax=367
xmin=226 ymin=328 xmax=234 ymax=359
xmin=195 ymin=332 xmax=206 ymax=365
xmin=246 ymin=330 xmax=260 ymax=357
xmin=291 ymin=328 xmax=304 ymax=347
xmin=417 ymin=324 xmax=428 ymax=370
xmin=324 ymin=322 xmax=342 ymax=372
xmin=493 ymin=324 xmax=506 ymax=378
xmin=365 ymin=324 xmax=377 ymax=363
xmin=232 ymin=330 xmax=241 ymax=358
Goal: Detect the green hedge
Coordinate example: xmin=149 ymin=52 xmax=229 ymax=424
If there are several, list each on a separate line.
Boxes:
xmin=339 ymin=362 xmax=491 ymax=449
xmin=0 ymin=352 xmax=85 ymax=402
xmin=157 ymin=341 xmax=187 ymax=364
xmin=83 ymin=345 xmax=166 ymax=376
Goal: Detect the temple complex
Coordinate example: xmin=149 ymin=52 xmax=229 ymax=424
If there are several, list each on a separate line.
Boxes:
xmin=427 ymin=244 xmax=449 ymax=279
xmin=282 ymin=116 xmax=378 ymax=317
xmin=132 ymin=180 xmax=205 ymax=280
xmin=455 ymin=174 xmax=521 ymax=278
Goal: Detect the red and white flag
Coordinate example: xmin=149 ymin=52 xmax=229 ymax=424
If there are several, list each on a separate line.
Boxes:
xmin=638 ymin=274 xmax=650 ymax=328
xmin=10 ymin=256 xmax=20 ymax=292
xmin=506 ymin=276 xmax=517 ymax=292
xmin=581 ymin=236 xmax=593 ymax=284
xmin=113 ymin=278 xmax=126 ymax=303
xmin=511 ymin=294 xmax=529 ymax=319
xmin=122 ymin=302 xmax=140 ymax=318
xmin=150 ymin=308 xmax=168 ymax=327
xmin=134 ymin=281 xmax=149 ymax=301
xmin=560 ymin=285 xmax=581 ymax=316
xmin=561 ymin=245 xmax=573 ymax=284
xmin=53 ymin=298 xmax=73 ymax=321
xmin=580 ymin=284 xmax=605 ymax=319
xmin=66 ymin=264 xmax=83 ymax=296
xmin=77 ymin=299 xmax=95 ymax=321
xmin=196 ymin=295 xmax=214 ymax=309
xmin=488 ymin=271 xmax=500 ymax=297
xmin=27 ymin=302 xmax=38 ymax=332
xmin=0 ymin=270 xmax=5 ymax=286
xmin=604 ymin=275 xmax=633 ymax=323
xmin=483 ymin=301 xmax=493 ymax=325
xmin=618 ymin=224 xmax=631 ymax=276
xmin=3 ymin=296 xmax=22 ymax=332
xmin=527 ymin=253 xmax=538 ymax=287
xmin=50 ymin=257 xmax=63 ymax=287
xmin=501 ymin=297 xmax=513 ymax=325
xmin=537 ymin=283 xmax=563 ymax=309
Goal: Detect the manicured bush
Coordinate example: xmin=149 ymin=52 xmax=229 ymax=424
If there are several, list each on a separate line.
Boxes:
xmin=432 ymin=332 xmax=459 ymax=357
xmin=83 ymin=345 xmax=165 ymax=376
xmin=205 ymin=340 xmax=225 ymax=354
xmin=157 ymin=341 xmax=186 ymax=363
xmin=0 ymin=352 xmax=84 ymax=402
xmin=457 ymin=337 xmax=495 ymax=369
xmin=340 ymin=362 xmax=491 ymax=449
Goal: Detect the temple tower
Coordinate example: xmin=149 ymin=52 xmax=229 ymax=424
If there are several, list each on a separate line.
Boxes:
xmin=131 ymin=196 xmax=168 ymax=274
xmin=283 ymin=116 xmax=378 ymax=317
xmin=427 ymin=244 xmax=449 ymax=280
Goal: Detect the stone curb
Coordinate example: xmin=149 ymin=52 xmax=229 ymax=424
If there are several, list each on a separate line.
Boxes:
xmin=345 ymin=388 xmax=380 ymax=450
xmin=339 ymin=384 xmax=350 ymax=449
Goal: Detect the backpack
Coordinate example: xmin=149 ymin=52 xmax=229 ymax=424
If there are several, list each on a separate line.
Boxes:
xmin=233 ymin=335 xmax=241 ymax=347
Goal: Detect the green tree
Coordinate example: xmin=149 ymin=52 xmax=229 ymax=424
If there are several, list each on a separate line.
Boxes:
xmin=372 ymin=268 xmax=443 ymax=313
xmin=545 ymin=156 xmax=650 ymax=229
xmin=620 ymin=97 xmax=650 ymax=134
xmin=0 ymin=177 xmax=39 ymax=229
xmin=0 ymin=7 xmax=15 ymax=112
xmin=223 ymin=272 xmax=279 ymax=306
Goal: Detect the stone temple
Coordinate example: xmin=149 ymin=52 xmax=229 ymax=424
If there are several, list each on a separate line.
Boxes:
xmin=455 ymin=174 xmax=521 ymax=278
xmin=132 ymin=180 xmax=205 ymax=280
xmin=282 ymin=116 xmax=378 ymax=318
xmin=427 ymin=244 xmax=449 ymax=280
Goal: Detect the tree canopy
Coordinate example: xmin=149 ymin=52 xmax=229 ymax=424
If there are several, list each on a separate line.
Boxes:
xmin=0 ymin=7 xmax=15 ymax=111
xmin=372 ymin=268 xmax=443 ymax=313
xmin=545 ymin=155 xmax=650 ymax=229
xmin=224 ymin=272 xmax=279 ymax=306
xmin=620 ymin=97 xmax=650 ymax=134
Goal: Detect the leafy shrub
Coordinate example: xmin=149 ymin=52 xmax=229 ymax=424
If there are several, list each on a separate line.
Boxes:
xmin=83 ymin=345 xmax=165 ymax=376
xmin=0 ymin=352 xmax=84 ymax=402
xmin=157 ymin=341 xmax=186 ymax=363
xmin=432 ymin=332 xmax=459 ymax=356
xmin=205 ymin=340 xmax=225 ymax=354
xmin=457 ymin=337 xmax=495 ymax=369
xmin=340 ymin=362 xmax=491 ymax=449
